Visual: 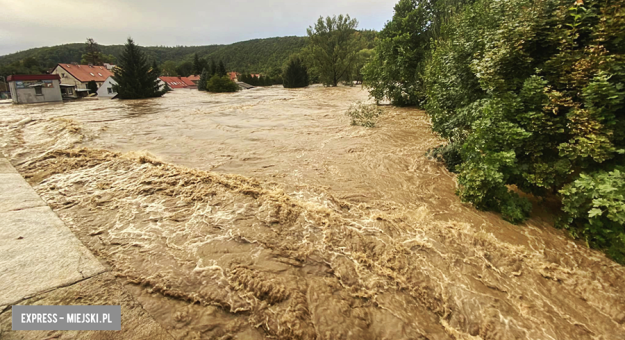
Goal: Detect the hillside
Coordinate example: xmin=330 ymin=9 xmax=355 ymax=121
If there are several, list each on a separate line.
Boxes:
xmin=0 ymin=36 xmax=308 ymax=75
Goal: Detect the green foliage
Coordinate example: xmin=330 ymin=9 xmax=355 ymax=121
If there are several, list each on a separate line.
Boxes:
xmin=192 ymin=53 xmax=208 ymax=76
xmin=362 ymin=0 xmax=460 ymax=106
xmin=306 ymin=14 xmax=363 ymax=86
xmin=346 ymin=102 xmax=383 ymax=127
xmin=217 ymin=60 xmax=227 ymax=77
xmin=87 ymin=80 xmax=98 ymax=94
xmin=412 ymin=0 xmax=625 ymax=260
xmin=176 ymin=61 xmax=194 ymax=77
xmin=560 ymin=168 xmax=625 ymax=263
xmin=206 ymin=75 xmax=239 ymax=93
xmin=198 ymin=68 xmax=208 ymax=91
xmin=112 ymin=38 xmax=166 ymax=100
xmin=161 ymin=60 xmax=178 ymax=76
xmin=282 ymin=56 xmax=309 ymax=88
xmin=80 ymin=38 xmax=115 ymax=66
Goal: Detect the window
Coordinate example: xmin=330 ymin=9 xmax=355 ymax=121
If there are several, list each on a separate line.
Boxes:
xmin=35 ymin=87 xmax=43 ymax=95
xmin=107 ymin=87 xmax=113 ymax=94
xmin=61 ymin=73 xmax=66 ymax=78
xmin=90 ymin=73 xmax=95 ymax=76
xmin=98 ymin=73 xmax=103 ymax=77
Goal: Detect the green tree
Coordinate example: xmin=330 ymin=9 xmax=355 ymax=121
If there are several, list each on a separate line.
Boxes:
xmin=217 ymin=60 xmax=227 ymax=77
xmin=161 ymin=60 xmax=178 ymax=76
xmin=176 ymin=61 xmax=193 ymax=77
xmin=206 ymin=74 xmax=239 ymax=93
xmin=193 ymin=53 xmax=201 ymax=75
xmin=210 ymin=59 xmax=217 ymax=76
xmin=87 ymin=80 xmax=98 ymax=94
xmin=306 ymin=14 xmax=362 ymax=86
xmin=419 ymin=0 xmax=625 ymax=260
xmin=112 ymin=38 xmax=166 ymax=100
xmin=362 ymin=0 xmax=444 ymax=105
xmin=198 ymin=68 xmax=208 ymax=91
xmin=81 ymin=38 xmax=106 ymax=66
xmin=283 ymin=56 xmax=309 ymax=88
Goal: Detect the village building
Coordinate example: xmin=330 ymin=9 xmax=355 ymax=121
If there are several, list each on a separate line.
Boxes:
xmin=96 ymin=76 xmax=118 ymax=98
xmin=97 ymin=77 xmax=167 ymax=99
xmin=7 ymin=74 xmax=63 ymax=104
xmin=51 ymin=63 xmax=114 ymax=97
xmin=159 ymin=76 xmax=191 ymax=90
xmin=180 ymin=76 xmax=198 ymax=89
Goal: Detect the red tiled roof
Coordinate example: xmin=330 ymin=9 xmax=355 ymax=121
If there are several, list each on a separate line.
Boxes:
xmin=228 ymin=72 xmax=238 ymax=81
xmin=180 ymin=77 xmax=197 ymax=86
xmin=7 ymin=74 xmax=60 ymax=82
xmin=56 ymin=64 xmax=113 ymax=83
xmin=186 ymin=75 xmax=200 ymax=82
xmin=159 ymin=77 xmax=189 ymax=89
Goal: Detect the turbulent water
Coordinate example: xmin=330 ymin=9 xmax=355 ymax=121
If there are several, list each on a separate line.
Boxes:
xmin=1 ymin=87 xmax=624 ymax=339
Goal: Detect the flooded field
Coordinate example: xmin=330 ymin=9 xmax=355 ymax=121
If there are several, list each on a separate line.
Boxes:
xmin=1 ymin=86 xmax=624 ymax=339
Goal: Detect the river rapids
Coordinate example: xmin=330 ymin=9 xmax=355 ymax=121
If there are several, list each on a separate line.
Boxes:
xmin=0 ymin=86 xmax=623 ymax=339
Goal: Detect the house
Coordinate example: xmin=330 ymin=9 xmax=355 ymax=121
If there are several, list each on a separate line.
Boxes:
xmin=180 ymin=76 xmax=198 ymax=89
xmin=96 ymin=76 xmax=118 ymax=98
xmin=7 ymin=74 xmax=62 ymax=104
xmin=228 ymin=72 xmax=239 ymax=82
xmin=51 ymin=63 xmax=114 ymax=96
xmin=159 ymin=76 xmax=190 ymax=90
xmin=96 ymin=77 xmax=167 ymax=99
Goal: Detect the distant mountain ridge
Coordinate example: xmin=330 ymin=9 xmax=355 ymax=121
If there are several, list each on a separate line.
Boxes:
xmin=0 ymin=36 xmax=308 ymax=73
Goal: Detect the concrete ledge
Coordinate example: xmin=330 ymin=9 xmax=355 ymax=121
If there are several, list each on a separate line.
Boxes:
xmin=0 ymin=174 xmax=46 ymax=213
xmin=0 ymin=206 xmax=106 ymax=306
xmin=0 ymin=159 xmax=17 ymax=174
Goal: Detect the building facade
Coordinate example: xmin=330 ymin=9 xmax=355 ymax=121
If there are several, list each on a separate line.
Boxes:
xmin=7 ymin=75 xmax=63 ymax=104
xmin=97 ymin=76 xmax=118 ymax=98
xmin=51 ymin=63 xmax=114 ymax=96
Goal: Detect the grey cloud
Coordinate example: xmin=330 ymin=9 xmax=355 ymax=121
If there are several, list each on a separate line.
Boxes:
xmin=0 ymin=0 xmax=396 ymax=56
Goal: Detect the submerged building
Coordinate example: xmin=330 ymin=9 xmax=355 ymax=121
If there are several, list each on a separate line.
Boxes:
xmin=7 ymin=74 xmax=63 ymax=104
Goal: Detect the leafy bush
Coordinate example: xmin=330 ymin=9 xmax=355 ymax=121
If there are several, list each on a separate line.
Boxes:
xmin=560 ymin=168 xmax=625 ymax=263
xmin=367 ymin=0 xmax=625 ymax=261
xmin=346 ymin=102 xmax=382 ymax=127
xmin=421 ymin=0 xmax=625 ymax=261
xmin=206 ymin=75 xmax=239 ymax=93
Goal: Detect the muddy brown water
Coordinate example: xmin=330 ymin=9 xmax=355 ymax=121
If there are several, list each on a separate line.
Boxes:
xmin=1 ymin=86 xmax=624 ymax=339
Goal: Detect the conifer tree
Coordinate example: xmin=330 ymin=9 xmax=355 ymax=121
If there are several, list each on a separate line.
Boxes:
xmin=217 ymin=60 xmax=227 ymax=77
xmin=87 ymin=80 xmax=98 ymax=94
xmin=193 ymin=53 xmax=201 ymax=75
xmin=210 ymin=59 xmax=217 ymax=76
xmin=198 ymin=68 xmax=208 ymax=91
xmin=283 ymin=56 xmax=309 ymax=88
xmin=112 ymin=38 xmax=166 ymax=99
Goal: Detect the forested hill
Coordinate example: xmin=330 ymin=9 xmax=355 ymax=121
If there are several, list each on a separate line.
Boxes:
xmin=0 ymin=36 xmax=308 ymax=74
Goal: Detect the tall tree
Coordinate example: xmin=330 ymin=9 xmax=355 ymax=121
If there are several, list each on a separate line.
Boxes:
xmin=161 ymin=60 xmax=178 ymax=76
xmin=192 ymin=53 xmax=202 ymax=75
xmin=198 ymin=68 xmax=208 ymax=91
xmin=81 ymin=38 xmax=105 ymax=66
xmin=175 ymin=61 xmax=193 ymax=77
xmin=217 ymin=60 xmax=227 ymax=77
xmin=112 ymin=38 xmax=166 ymax=99
xmin=306 ymin=14 xmax=362 ymax=86
xmin=210 ymin=59 xmax=217 ymax=76
xmin=283 ymin=56 xmax=309 ymax=88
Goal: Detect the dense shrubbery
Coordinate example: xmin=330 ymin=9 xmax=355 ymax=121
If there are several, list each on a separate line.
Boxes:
xmin=366 ymin=0 xmax=625 ymax=262
xmin=206 ymin=75 xmax=239 ymax=93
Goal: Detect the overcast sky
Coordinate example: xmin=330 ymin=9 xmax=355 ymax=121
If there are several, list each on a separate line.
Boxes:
xmin=0 ymin=0 xmax=398 ymax=56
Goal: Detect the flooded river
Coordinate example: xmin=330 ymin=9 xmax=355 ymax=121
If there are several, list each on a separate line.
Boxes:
xmin=1 ymin=87 xmax=624 ymax=339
